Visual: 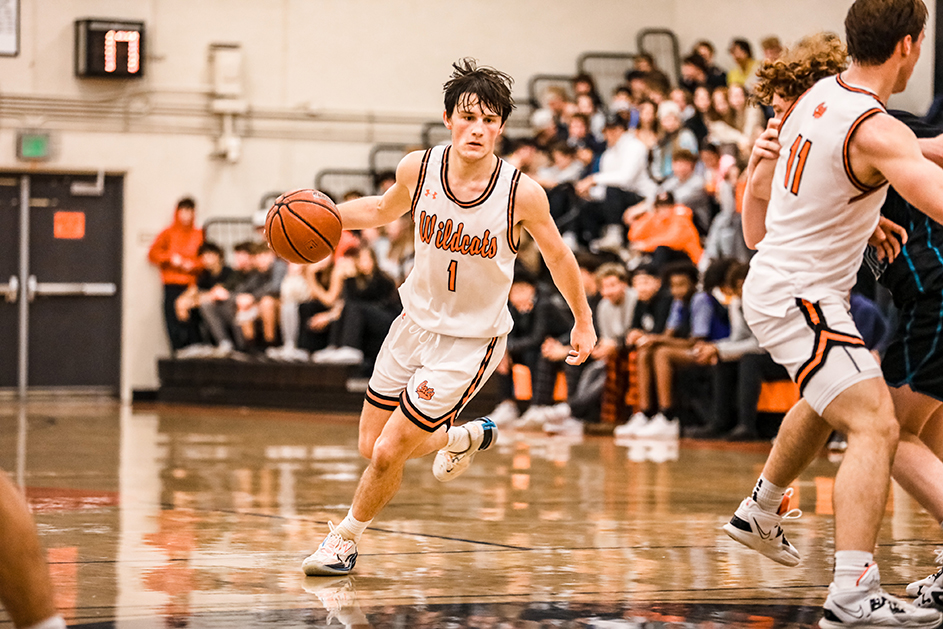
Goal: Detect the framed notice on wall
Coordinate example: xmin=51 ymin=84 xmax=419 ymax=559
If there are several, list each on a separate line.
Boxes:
xmin=0 ymin=0 xmax=18 ymax=56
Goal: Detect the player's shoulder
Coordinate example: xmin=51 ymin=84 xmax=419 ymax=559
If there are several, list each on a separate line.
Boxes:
xmin=509 ymin=171 xmax=549 ymax=217
xmin=853 ymin=111 xmax=918 ymax=154
xmin=394 ymin=150 xmax=431 ymax=185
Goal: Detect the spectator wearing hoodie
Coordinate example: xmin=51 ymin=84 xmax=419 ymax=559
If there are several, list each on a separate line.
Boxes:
xmin=148 ymin=197 xmax=204 ymax=352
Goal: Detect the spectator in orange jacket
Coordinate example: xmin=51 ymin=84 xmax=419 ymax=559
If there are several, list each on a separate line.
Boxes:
xmin=624 ymin=190 xmax=703 ymax=268
xmin=148 ymin=197 xmax=204 ymax=352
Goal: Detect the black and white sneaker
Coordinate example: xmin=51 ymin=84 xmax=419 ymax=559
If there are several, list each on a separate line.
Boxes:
xmin=910 ymin=563 xmax=943 ymax=610
xmin=722 ymin=488 xmax=801 ymax=567
xmin=821 ymin=563 xmax=942 ymax=628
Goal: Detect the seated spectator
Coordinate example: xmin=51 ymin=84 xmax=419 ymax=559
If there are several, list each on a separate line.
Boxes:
xmin=624 ymin=191 xmax=703 ymax=269
xmin=531 ymin=107 xmax=566 ymax=153
xmin=573 ymin=73 xmax=604 ymax=109
xmin=562 ymin=262 xmax=637 ymax=426
xmin=706 ymin=87 xmax=749 ymax=156
xmin=686 ymin=87 xmax=712 ymax=147
xmin=649 ymin=101 xmax=700 ymax=183
xmin=619 ymin=261 xmax=730 ymax=438
xmin=148 ymin=196 xmax=203 ymax=353
xmin=634 ymin=100 xmax=662 ymax=150
xmin=489 ymin=270 xmax=567 ymax=426
xmin=700 ymin=160 xmax=751 ymax=272
xmin=298 ymin=256 xmax=344 ymax=354
xmin=234 ymin=242 xmax=288 ymax=353
xmin=728 ymin=83 xmax=765 ymax=154
xmin=566 ymin=113 xmax=605 ymax=156
xmin=694 ymin=40 xmax=728 ymax=90
xmin=575 ymin=93 xmax=607 ymax=144
xmin=573 ymin=115 xmax=652 ymax=251
xmin=727 ymin=38 xmax=758 ymax=90
xmin=670 ymin=88 xmax=695 ymax=122
xmin=680 ymin=53 xmax=709 ymax=95
xmin=504 ymin=137 xmax=541 ymax=176
xmin=761 ymin=35 xmax=783 ymax=63
xmin=533 ymin=143 xmax=584 ymax=236
xmin=660 ymin=149 xmax=712 ymax=235
xmin=312 ymin=247 xmax=400 ymax=371
xmin=375 ymin=214 xmax=415 ymax=285
xmin=173 ymin=241 xmax=236 ymax=357
xmin=609 ymin=85 xmax=639 ymax=129
xmin=601 ymin=263 xmax=673 ymax=427
xmin=265 ymin=263 xmax=316 ymax=361
xmin=632 ymin=52 xmax=671 ymax=96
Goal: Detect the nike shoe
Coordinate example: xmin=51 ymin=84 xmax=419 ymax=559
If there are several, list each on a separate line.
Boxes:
xmin=722 ymin=488 xmax=802 ymax=567
xmin=302 ymin=523 xmax=358 ymax=576
xmin=432 ymin=418 xmax=498 ymax=482
xmin=820 ymin=563 xmax=942 ymax=628
xmin=907 ymin=550 xmax=943 ymax=599
xmin=910 ymin=565 xmax=943 ymax=610
xmin=633 ymin=412 xmax=679 ymax=439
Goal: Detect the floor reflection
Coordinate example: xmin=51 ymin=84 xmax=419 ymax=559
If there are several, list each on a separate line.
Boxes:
xmin=0 ymin=401 xmax=940 ymax=628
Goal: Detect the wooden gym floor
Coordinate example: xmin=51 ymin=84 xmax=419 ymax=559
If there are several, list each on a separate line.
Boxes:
xmin=1 ymin=400 xmax=941 ymax=628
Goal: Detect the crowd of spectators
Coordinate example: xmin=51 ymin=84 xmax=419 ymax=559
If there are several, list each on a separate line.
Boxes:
xmin=151 ymin=37 xmax=892 ymax=443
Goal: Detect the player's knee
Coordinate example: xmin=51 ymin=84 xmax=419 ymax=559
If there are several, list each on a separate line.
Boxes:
xmin=369 ymin=439 xmax=408 ymax=473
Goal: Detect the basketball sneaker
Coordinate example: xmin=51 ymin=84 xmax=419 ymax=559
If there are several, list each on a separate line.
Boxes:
xmin=302 ymin=523 xmax=358 ymax=576
xmin=614 ymin=411 xmax=649 ymax=438
xmin=433 ymin=417 xmax=498 ymax=482
xmin=909 ymin=565 xmax=943 ymax=610
xmin=722 ymin=488 xmax=802 ymax=567
xmin=820 ymin=564 xmax=942 ymax=628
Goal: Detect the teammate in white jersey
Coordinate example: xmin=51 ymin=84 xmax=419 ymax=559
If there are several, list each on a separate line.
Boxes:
xmin=720 ymin=3 xmax=943 ymax=626
xmin=302 ymin=59 xmax=596 ymax=577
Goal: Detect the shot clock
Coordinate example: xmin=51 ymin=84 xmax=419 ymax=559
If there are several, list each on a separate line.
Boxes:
xmin=74 ymin=19 xmax=145 ymax=78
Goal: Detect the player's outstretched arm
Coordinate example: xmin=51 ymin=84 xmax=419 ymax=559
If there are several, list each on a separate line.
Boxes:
xmin=335 ymin=151 xmax=422 ymax=230
xmin=515 ymin=176 xmax=596 ymax=365
xmin=856 ymin=115 xmax=943 ymax=228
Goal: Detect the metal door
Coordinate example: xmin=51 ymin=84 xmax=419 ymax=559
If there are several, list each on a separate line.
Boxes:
xmin=0 ymin=172 xmax=123 ymax=396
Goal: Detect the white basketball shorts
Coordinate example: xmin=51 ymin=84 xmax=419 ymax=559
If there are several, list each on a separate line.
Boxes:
xmin=742 ymin=295 xmax=882 ymax=415
xmin=365 ymin=311 xmax=507 ymax=432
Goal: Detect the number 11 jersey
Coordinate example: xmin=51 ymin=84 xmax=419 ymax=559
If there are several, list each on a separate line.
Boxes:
xmin=399 ymin=144 xmax=521 ymax=338
xmin=745 ymin=74 xmax=888 ymax=316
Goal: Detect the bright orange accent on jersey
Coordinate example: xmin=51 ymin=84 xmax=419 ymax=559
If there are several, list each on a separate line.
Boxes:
xmin=785 ymin=135 xmax=802 ymax=190
xmin=813 ymin=102 xmax=827 ymax=118
xmin=791 ymin=139 xmax=812 ymax=195
xmin=416 ymin=380 xmax=436 ymax=401
xmin=843 ymin=108 xmax=885 ymax=192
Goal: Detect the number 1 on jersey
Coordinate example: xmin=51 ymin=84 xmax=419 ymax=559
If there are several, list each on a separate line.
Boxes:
xmin=447 ymin=260 xmax=457 ymax=292
xmin=784 ymin=135 xmax=813 ymax=195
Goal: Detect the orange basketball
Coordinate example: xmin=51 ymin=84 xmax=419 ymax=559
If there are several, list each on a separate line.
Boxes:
xmin=265 ymin=189 xmax=342 ymax=264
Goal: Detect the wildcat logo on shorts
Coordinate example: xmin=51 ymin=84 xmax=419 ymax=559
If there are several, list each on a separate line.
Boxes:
xmin=416 ymin=380 xmax=436 ymax=400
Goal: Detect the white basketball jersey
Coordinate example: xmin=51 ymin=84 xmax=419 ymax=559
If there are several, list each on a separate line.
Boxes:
xmin=398 ymin=145 xmax=521 ymax=338
xmin=745 ymin=74 xmax=888 ymax=316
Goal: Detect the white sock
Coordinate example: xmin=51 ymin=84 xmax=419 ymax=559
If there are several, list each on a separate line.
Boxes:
xmin=334 ymin=509 xmax=372 ymax=543
xmin=833 ymin=551 xmax=875 ymax=589
xmin=752 ymin=475 xmax=788 ymax=514
xmin=24 ymin=616 xmax=67 ymax=629
xmin=446 ymin=425 xmax=472 ymax=453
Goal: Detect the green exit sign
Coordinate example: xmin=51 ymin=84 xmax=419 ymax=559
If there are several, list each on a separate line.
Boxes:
xmin=17 ymin=130 xmax=51 ymax=161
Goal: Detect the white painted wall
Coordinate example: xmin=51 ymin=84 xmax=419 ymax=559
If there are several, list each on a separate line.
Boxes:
xmin=0 ymin=0 xmax=935 ymax=396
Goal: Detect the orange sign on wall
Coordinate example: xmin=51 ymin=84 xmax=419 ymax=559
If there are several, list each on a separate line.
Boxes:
xmin=54 ymin=211 xmax=86 ymax=239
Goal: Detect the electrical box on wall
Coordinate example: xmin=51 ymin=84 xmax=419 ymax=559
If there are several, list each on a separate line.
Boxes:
xmin=16 ymin=130 xmax=52 ymax=161
xmin=74 ymin=19 xmax=145 ymax=78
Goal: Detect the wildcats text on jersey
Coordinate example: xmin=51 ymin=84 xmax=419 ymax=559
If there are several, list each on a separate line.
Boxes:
xmin=417 ymin=209 xmax=498 ymax=259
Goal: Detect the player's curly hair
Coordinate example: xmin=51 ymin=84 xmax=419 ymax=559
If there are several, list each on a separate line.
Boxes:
xmin=443 ymin=58 xmax=516 ymax=124
xmin=753 ymin=32 xmax=849 ymax=106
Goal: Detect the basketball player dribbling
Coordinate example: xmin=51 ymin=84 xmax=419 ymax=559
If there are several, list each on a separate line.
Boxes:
xmin=301 ymin=59 xmax=596 ymax=577
xmin=720 ymin=1 xmax=943 ymax=626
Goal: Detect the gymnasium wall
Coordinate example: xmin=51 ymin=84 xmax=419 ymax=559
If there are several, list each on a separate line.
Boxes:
xmin=0 ymin=0 xmax=934 ymax=398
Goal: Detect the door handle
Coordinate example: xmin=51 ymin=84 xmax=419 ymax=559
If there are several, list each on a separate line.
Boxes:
xmin=29 ymin=278 xmax=117 ymax=297
xmin=0 ymin=276 xmax=17 ymax=303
